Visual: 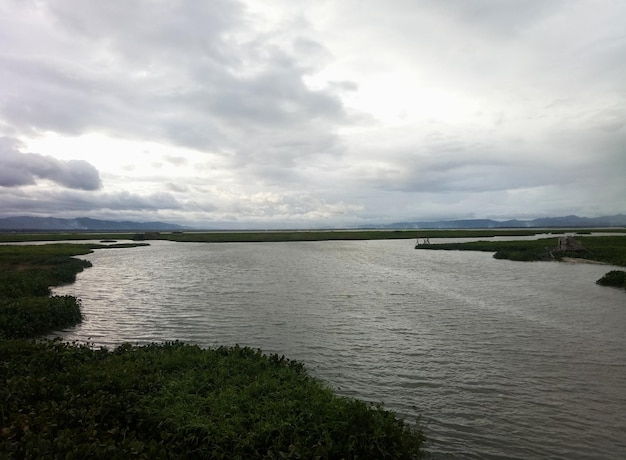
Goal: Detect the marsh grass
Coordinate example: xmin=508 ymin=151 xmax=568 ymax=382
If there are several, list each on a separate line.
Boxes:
xmin=0 ymin=245 xmax=94 ymax=339
xmin=416 ymin=238 xmax=560 ymax=261
xmin=0 ymin=243 xmax=147 ymax=338
xmin=0 ymin=233 xmax=137 ymax=243
xmin=417 ymin=235 xmax=626 ymax=293
xmin=0 ymin=296 xmax=83 ymax=339
xmin=596 ymin=270 xmax=626 ymax=290
xmin=416 ymin=236 xmax=626 ymax=264
xmin=1 ymin=340 xmax=425 ymax=459
xmin=161 ymin=229 xmax=550 ymax=243
xmin=7 ymin=228 xmax=622 ymax=244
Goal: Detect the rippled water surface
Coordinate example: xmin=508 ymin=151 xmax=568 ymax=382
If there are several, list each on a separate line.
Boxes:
xmin=54 ymin=240 xmax=626 ymax=458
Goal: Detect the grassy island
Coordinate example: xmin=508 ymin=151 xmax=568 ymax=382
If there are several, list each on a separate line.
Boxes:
xmin=415 ymin=235 xmax=626 ymax=292
xmin=0 ymin=243 xmax=425 ymax=458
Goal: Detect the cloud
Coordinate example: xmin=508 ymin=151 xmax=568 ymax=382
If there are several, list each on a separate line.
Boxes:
xmin=0 ymin=187 xmax=180 ymax=216
xmin=0 ymin=1 xmax=625 ymax=226
xmin=0 ymin=1 xmax=349 ymax=152
xmin=0 ymin=138 xmax=101 ymax=190
xmin=424 ymin=0 xmax=566 ymax=37
xmin=165 ymin=182 xmax=189 ymax=193
xmin=164 ymin=156 xmax=187 ymax=166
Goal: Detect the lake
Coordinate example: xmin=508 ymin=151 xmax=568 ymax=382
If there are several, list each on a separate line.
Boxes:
xmin=53 ymin=239 xmax=626 ymax=459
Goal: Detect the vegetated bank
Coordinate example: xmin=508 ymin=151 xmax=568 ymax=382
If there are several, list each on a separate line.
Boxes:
xmin=6 ymin=227 xmax=626 ymax=244
xmin=0 ymin=232 xmax=138 ymax=243
xmin=415 ymin=235 xmax=626 ymax=292
xmin=156 ymin=229 xmax=543 ymax=243
xmin=0 ymin=244 xmax=425 ymax=458
xmin=0 ymin=243 xmax=149 ymax=338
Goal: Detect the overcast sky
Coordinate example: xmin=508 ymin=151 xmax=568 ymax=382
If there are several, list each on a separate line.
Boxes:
xmin=1 ymin=1 xmax=625 ymax=228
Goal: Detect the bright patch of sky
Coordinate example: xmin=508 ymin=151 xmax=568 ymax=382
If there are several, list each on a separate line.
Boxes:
xmin=1 ymin=0 xmax=625 ymax=227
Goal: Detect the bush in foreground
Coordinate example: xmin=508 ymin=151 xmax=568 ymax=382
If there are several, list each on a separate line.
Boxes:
xmin=0 ymin=340 xmax=425 ymax=459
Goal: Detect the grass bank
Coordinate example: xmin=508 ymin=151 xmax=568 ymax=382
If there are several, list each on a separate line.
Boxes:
xmin=0 ymin=233 xmax=137 ymax=243
xmin=416 ymin=235 xmax=626 ymax=292
xmin=1 ymin=244 xmax=94 ymax=339
xmin=159 ymin=229 xmax=543 ymax=243
xmin=0 ymin=243 xmax=425 ymax=458
xmin=0 ymin=243 xmax=148 ymax=338
xmin=4 ymin=227 xmax=624 ymax=244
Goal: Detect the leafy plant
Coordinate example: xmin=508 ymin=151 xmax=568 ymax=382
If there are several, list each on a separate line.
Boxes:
xmin=596 ymin=270 xmax=626 ymax=290
xmin=0 ymin=296 xmax=82 ymax=339
xmin=0 ymin=243 xmax=146 ymax=338
xmin=0 ymin=341 xmax=425 ymax=459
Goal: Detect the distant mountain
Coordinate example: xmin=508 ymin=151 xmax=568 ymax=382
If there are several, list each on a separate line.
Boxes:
xmin=370 ymin=214 xmax=626 ymax=229
xmin=0 ymin=216 xmax=188 ymax=231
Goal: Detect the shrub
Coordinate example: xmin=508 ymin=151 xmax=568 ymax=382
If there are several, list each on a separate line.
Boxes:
xmin=0 ymin=296 xmax=83 ymax=339
xmin=596 ymin=270 xmax=626 ymax=290
xmin=0 ymin=341 xmax=425 ymax=459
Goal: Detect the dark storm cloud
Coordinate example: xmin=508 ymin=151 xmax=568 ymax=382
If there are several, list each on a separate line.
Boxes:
xmin=0 ymin=138 xmax=101 ymax=190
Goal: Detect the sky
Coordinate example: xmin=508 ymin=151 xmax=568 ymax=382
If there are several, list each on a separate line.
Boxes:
xmin=1 ymin=0 xmax=625 ymax=228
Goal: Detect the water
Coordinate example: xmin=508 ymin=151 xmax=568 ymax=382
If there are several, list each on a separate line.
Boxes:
xmin=52 ymin=240 xmax=626 ymax=458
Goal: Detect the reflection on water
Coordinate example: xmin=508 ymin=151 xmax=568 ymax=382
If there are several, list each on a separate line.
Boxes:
xmin=53 ymin=240 xmax=626 ymax=459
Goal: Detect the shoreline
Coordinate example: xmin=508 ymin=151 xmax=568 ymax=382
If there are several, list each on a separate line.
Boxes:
xmin=561 ymin=257 xmax=609 ymax=265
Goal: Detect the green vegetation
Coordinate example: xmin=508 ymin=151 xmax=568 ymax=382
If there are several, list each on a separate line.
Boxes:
xmin=160 ymin=229 xmax=540 ymax=243
xmin=416 ymin=238 xmax=561 ymax=261
xmin=0 ymin=296 xmax=82 ymax=339
xmin=1 ymin=340 xmax=424 ymax=459
xmin=1 ymin=242 xmax=425 ymax=458
xmin=596 ymin=270 xmax=626 ymax=290
xmin=570 ymin=236 xmax=626 ymax=266
xmin=0 ymin=233 xmax=137 ymax=243
xmin=0 ymin=244 xmax=93 ymax=298
xmin=0 ymin=244 xmax=93 ymax=339
xmin=0 ymin=243 xmax=148 ymax=339
xmin=417 ymin=235 xmax=626 ymax=293
xmin=416 ymin=235 xmax=626 ymax=264
xmin=5 ymin=227 xmax=625 ymax=244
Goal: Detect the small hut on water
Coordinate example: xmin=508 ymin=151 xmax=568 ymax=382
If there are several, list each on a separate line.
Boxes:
xmin=557 ymin=236 xmax=585 ymax=252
